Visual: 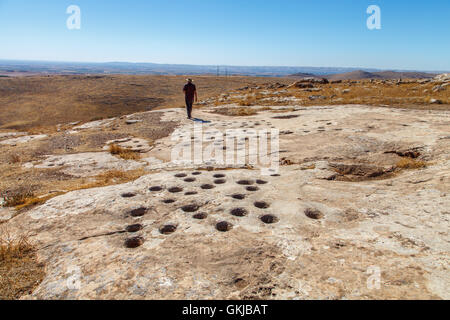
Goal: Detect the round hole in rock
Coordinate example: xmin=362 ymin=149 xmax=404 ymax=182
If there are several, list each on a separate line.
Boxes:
xmin=256 ymin=180 xmax=268 ymax=185
xmin=160 ymin=225 xmax=177 ymax=235
xmin=184 ymin=178 xmax=196 ymax=183
xmin=230 ymin=208 xmax=248 ymax=217
xmin=216 ymin=221 xmax=233 ymax=232
xmin=254 ymin=201 xmax=270 ymax=209
xmin=124 ymin=236 xmax=144 ymax=248
xmin=246 ymin=186 xmax=260 ymax=192
xmin=193 ymin=212 xmax=208 ymax=220
xmin=270 ymin=174 xmax=281 ymax=177
xmin=231 ymin=194 xmax=246 ymax=200
xmin=149 ymin=186 xmax=163 ymax=192
xmin=185 ymin=191 xmax=198 ymax=196
xmin=192 ymin=172 xmax=202 ymax=176
xmin=260 ymin=214 xmax=279 ymax=224
xmin=126 ymin=224 xmax=143 ymax=233
xmin=234 ymin=278 xmax=248 ymax=289
xmin=213 ymin=174 xmax=226 ymax=178
xmin=214 ymin=179 xmax=227 ymax=185
xmin=168 ymin=187 xmax=183 ymax=193
xmin=181 ymin=204 xmax=200 ymax=213
xmin=305 ymin=208 xmax=324 ymax=220
xmin=201 ymin=184 xmax=215 ymax=190
xmin=237 ymin=180 xmax=254 ymax=185
xmin=121 ymin=192 xmax=136 ymax=198
xmin=162 ymin=199 xmax=176 ymax=204
xmin=130 ymin=207 xmax=148 ymax=217
xmin=175 ymin=173 xmax=188 ymax=178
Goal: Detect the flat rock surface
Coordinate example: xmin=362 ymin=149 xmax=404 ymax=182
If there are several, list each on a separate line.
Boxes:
xmin=0 ymin=134 xmax=48 ymax=145
xmin=3 ymin=104 xmax=449 ymax=300
xmin=29 ymin=152 xmax=145 ymax=177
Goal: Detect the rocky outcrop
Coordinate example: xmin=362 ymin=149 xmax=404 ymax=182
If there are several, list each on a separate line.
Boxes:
xmin=2 ymin=104 xmax=449 ymax=300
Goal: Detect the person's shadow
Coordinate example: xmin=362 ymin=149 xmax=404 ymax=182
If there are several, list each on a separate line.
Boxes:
xmin=191 ymin=118 xmax=211 ymax=124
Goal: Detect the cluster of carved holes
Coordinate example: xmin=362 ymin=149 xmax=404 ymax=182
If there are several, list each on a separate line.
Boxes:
xmin=230 ymin=208 xmax=248 ymax=217
xmin=216 ymin=221 xmax=233 ymax=232
xmin=260 ymin=215 xmax=279 ymax=224
xmin=160 ymin=225 xmax=177 ymax=235
xmin=130 ymin=207 xmax=147 ymax=217
xmin=124 ymin=236 xmax=144 ymax=248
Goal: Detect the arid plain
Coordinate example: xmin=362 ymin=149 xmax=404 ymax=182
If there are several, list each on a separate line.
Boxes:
xmin=0 ymin=74 xmax=449 ymax=300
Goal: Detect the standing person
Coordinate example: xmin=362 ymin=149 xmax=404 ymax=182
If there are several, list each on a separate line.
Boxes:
xmin=183 ymin=78 xmax=198 ymax=119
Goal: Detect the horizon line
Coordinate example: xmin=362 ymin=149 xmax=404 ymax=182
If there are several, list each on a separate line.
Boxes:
xmin=0 ymin=58 xmax=448 ymax=74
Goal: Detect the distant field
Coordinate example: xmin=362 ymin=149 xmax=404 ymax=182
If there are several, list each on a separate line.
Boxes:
xmin=0 ymin=75 xmax=293 ymax=131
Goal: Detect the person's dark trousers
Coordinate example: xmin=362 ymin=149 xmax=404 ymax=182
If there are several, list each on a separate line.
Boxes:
xmin=185 ymin=98 xmax=194 ymax=119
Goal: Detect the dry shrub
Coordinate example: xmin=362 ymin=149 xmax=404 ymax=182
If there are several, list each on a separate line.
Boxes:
xmin=9 ymin=154 xmax=21 ymax=164
xmin=2 ymin=186 xmax=35 ymax=207
xmin=2 ymin=184 xmax=61 ymax=211
xmin=109 ymin=144 xmax=141 ymax=160
xmin=238 ymin=96 xmax=257 ymax=106
xmin=0 ymin=229 xmax=33 ymax=261
xmin=396 ymin=158 xmax=428 ymax=169
xmin=0 ymin=228 xmax=45 ymax=300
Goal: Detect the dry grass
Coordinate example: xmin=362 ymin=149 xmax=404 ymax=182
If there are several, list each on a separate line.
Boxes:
xmin=0 ymin=75 xmax=294 ymax=131
xmin=214 ymin=107 xmax=259 ymax=117
xmin=3 ymin=186 xmax=35 ymax=208
xmin=76 ymin=169 xmax=146 ymax=190
xmin=14 ymin=193 xmax=65 ymax=211
xmin=109 ymin=144 xmax=141 ymax=160
xmin=0 ymin=228 xmax=45 ymax=300
xmin=1 ymin=168 xmax=146 ymax=212
xmin=396 ymin=158 xmax=428 ymax=169
xmin=237 ymin=95 xmax=259 ymax=106
xmin=8 ymin=154 xmax=21 ymax=164
xmin=213 ymin=79 xmax=450 ymax=110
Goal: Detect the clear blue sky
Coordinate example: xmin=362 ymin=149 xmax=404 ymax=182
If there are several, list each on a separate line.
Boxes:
xmin=0 ymin=0 xmax=449 ymax=71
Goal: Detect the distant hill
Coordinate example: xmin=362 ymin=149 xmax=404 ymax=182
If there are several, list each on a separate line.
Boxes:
xmin=0 ymin=60 xmax=444 ymax=78
xmin=289 ymin=72 xmax=318 ymax=78
xmin=324 ymin=70 xmax=437 ymax=81
xmin=0 ymin=60 xmax=381 ymax=77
